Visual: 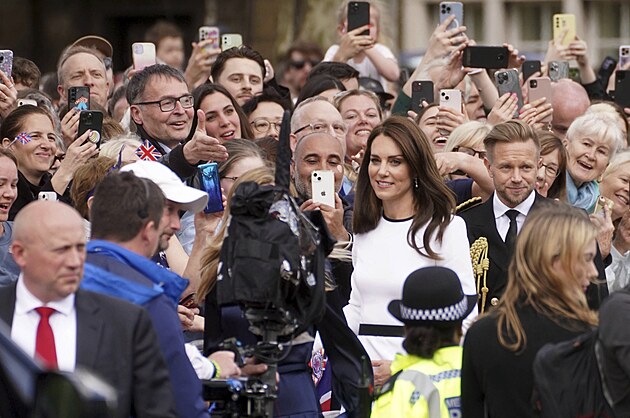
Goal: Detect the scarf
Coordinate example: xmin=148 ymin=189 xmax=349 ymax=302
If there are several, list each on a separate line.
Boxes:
xmin=566 ymin=172 xmax=599 ymax=213
xmin=86 ymin=240 xmax=188 ymax=306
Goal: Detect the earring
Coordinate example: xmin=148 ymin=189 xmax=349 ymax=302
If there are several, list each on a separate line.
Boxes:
xmin=414 ymin=178 xmax=419 ymax=189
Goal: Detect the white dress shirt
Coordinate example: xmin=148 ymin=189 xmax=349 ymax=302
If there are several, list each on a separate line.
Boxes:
xmin=11 ymin=275 xmax=77 ymax=372
xmin=492 ymin=191 xmax=536 ymax=242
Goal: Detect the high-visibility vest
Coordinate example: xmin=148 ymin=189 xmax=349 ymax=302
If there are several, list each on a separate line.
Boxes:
xmin=371 ymin=346 xmax=463 ymax=418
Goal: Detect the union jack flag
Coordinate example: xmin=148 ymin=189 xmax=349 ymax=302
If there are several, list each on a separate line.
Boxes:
xmin=14 ymin=132 xmax=31 ymax=145
xmin=135 ymin=140 xmax=161 ymax=161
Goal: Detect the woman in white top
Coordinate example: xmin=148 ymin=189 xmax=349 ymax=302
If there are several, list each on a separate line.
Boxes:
xmin=345 ymin=116 xmax=476 ymax=387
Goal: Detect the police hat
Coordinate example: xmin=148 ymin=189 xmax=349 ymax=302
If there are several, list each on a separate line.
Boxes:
xmin=388 ymin=267 xmax=476 ymax=327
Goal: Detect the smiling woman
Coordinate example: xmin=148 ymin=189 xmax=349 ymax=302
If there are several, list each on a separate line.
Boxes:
xmin=192 ymin=83 xmax=253 ymax=141
xmin=346 ymin=116 xmax=476 ymax=387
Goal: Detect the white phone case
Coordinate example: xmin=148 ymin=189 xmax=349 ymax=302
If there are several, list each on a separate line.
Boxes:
xmin=311 ymin=170 xmax=335 ymax=208
xmin=221 ymin=34 xmax=243 ymax=52
xmin=620 ymin=45 xmax=630 ymax=69
xmin=439 ymin=89 xmax=462 ymax=112
xmin=132 ymin=43 xmax=156 ymax=70
xmin=199 ymin=26 xmax=220 ymax=50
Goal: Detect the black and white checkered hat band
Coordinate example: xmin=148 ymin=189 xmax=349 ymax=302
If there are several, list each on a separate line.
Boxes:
xmin=400 ymin=297 xmax=468 ymax=321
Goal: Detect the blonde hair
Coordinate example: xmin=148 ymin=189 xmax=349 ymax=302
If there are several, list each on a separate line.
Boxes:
xmin=602 ymin=149 xmax=630 ymax=181
xmin=99 ymin=133 xmax=143 ymax=161
xmin=495 ymin=203 xmax=598 ymax=352
xmin=444 ymin=121 xmax=492 ymax=152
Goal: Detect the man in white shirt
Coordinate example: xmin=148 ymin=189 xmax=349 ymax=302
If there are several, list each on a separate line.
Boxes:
xmin=0 ymin=200 xmax=177 ymax=418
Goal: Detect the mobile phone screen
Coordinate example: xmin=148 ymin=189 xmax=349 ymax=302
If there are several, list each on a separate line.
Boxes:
xmin=199 ymin=163 xmax=224 ymax=213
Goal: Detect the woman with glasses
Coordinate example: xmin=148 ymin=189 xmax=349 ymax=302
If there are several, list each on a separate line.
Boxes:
xmin=242 ymin=90 xmax=293 ymax=140
xmin=192 ymin=83 xmax=254 ymax=142
xmin=1 ymin=105 xmax=98 ymax=219
xmin=347 ymin=116 xmax=476 ymax=388
xmin=535 ymin=131 xmax=567 ymax=200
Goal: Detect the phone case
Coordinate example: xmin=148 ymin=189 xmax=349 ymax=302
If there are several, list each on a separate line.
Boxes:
xmin=549 ymin=61 xmax=569 ymax=81
xmin=221 ymin=34 xmax=243 ymax=51
xmin=17 ymin=99 xmax=37 ymax=107
xmin=68 ymin=86 xmax=90 ymax=112
xmin=411 ymin=81 xmax=434 ymax=113
xmin=521 ymin=60 xmax=541 ymax=82
xmin=439 ymin=89 xmax=462 ymax=112
xmin=619 ymin=46 xmax=630 ymax=69
xmin=199 ymin=163 xmax=224 ymax=214
xmin=553 ymin=14 xmax=576 ymax=46
xmin=38 ymin=192 xmax=58 ymax=201
xmin=199 ymin=26 xmax=220 ymax=50
xmin=439 ymin=2 xmax=463 ymax=31
xmin=593 ymin=196 xmax=614 ymax=215
xmin=615 ymin=70 xmax=630 ymax=109
xmin=132 ymin=42 xmax=156 ymax=70
xmin=495 ymin=69 xmax=523 ymax=118
xmin=78 ymin=111 xmax=103 ymax=147
xmin=312 ymin=170 xmax=335 ymax=207
xmin=0 ymin=50 xmax=13 ymax=81
xmin=462 ymin=46 xmax=509 ymax=69
xmin=347 ymin=1 xmax=370 ymax=35
xmin=528 ymin=77 xmax=552 ymax=123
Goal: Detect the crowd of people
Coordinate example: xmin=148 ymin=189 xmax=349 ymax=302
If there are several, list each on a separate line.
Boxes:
xmin=0 ymin=0 xmax=629 ymax=417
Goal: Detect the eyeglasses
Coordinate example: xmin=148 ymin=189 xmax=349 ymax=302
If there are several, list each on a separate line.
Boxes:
xmin=251 ymin=118 xmax=282 ymax=134
xmin=540 ymin=163 xmax=560 ymax=178
xmin=454 ymin=146 xmax=487 ymax=160
xmin=135 ymin=94 xmax=194 ymax=112
xmin=289 ymin=59 xmax=320 ymax=69
xmin=293 ymin=122 xmax=347 ymax=137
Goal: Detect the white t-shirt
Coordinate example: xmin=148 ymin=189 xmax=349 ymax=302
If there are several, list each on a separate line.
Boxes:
xmin=324 ymin=43 xmax=397 ymax=91
xmin=343 ymin=215 xmax=477 ymax=361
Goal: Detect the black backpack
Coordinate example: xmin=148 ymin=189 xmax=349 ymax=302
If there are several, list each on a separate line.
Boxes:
xmin=532 ymin=328 xmax=614 ymax=418
xmin=216 ymin=111 xmax=333 ymax=340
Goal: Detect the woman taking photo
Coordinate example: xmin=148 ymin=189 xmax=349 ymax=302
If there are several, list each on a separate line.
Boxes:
xmin=462 ymin=204 xmax=598 ymax=417
xmin=346 ymin=116 xmax=476 ymax=387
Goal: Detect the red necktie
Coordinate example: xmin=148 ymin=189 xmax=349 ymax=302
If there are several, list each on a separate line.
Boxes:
xmin=35 ymin=307 xmax=57 ymax=369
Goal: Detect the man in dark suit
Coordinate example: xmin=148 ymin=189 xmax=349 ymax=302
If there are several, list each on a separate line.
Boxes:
xmin=1 ymin=200 xmax=177 ymax=418
xmin=459 ymin=121 xmax=547 ymax=313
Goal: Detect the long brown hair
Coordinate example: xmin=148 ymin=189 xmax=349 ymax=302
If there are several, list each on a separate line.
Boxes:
xmin=537 ymin=130 xmax=567 ymax=201
xmin=495 ymin=203 xmax=598 ymax=352
xmin=353 ymin=116 xmax=455 ymax=259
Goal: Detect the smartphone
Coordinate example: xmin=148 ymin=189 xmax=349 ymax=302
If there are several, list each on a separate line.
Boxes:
xmin=17 ymin=99 xmax=37 ymax=107
xmin=553 ymin=14 xmax=576 ymax=46
xmin=179 ymin=292 xmax=197 ymax=309
xmin=132 ymin=42 xmax=156 ymax=70
xmin=593 ymin=196 xmax=614 ymax=215
xmin=549 ymin=60 xmax=570 ymax=81
xmin=439 ymin=2 xmax=463 ymax=31
xmin=347 ymin=1 xmax=370 ymax=36
xmin=615 ymin=70 xmax=630 ymax=108
xmin=598 ymin=56 xmax=617 ymax=88
xmin=439 ymin=89 xmax=462 ymax=112
xmin=38 ymin=192 xmax=57 ymax=201
xmin=199 ymin=162 xmax=224 ymax=214
xmin=495 ymin=69 xmax=523 ymax=118
xmin=199 ymin=26 xmax=220 ymax=51
xmin=311 ymin=170 xmax=335 ymax=207
xmin=77 ymin=110 xmax=103 ymax=148
xmin=528 ymin=77 xmax=552 ymax=123
xmin=521 ymin=60 xmax=541 ymax=82
xmin=221 ymin=34 xmax=243 ymax=52
xmin=0 ymin=50 xmax=13 ymax=82
xmin=462 ymin=46 xmax=509 ymax=69
xmin=619 ymin=45 xmax=630 ymax=69
xmin=411 ymin=80 xmax=434 ymax=113
xmin=68 ymin=86 xmax=90 ymax=112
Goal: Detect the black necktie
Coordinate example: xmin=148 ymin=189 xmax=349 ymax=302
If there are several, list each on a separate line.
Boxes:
xmin=505 ymin=209 xmax=519 ymax=249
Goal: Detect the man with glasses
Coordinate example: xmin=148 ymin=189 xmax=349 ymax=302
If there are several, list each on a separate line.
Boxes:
xmin=290 ymin=96 xmax=348 ymax=152
xmin=128 ymin=64 xmax=227 ymax=180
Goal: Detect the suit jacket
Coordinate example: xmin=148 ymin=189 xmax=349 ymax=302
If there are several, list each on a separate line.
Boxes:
xmin=459 ymin=193 xmax=549 ymax=312
xmin=460 ymin=193 xmax=609 ymax=311
xmin=0 ymin=284 xmax=177 ymax=418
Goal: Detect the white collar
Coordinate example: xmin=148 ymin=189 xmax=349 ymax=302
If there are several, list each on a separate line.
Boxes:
xmin=492 ymin=190 xmax=536 ymax=219
xmin=15 ymin=274 xmax=75 ymax=317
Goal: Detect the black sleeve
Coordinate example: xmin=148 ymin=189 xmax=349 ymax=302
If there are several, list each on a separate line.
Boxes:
xmin=582 ymin=79 xmax=611 ymax=102
xmin=160 ymin=144 xmax=198 ymax=180
xmin=462 ymin=325 xmax=487 ymax=418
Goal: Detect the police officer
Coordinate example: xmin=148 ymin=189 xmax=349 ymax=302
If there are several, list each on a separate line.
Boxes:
xmin=371 ymin=266 xmax=476 ymax=418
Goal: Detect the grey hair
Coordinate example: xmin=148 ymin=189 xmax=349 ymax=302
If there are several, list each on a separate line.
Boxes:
xmin=126 ymin=64 xmax=187 ymax=105
xmin=566 ymin=112 xmax=626 ymax=159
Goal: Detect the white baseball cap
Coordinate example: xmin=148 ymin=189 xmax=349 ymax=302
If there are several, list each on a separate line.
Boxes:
xmin=120 ymin=160 xmax=208 ymax=213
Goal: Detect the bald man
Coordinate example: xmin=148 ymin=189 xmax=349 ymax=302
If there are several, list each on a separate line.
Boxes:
xmin=551 ymin=79 xmax=590 ymax=138
xmin=0 ymin=201 xmax=177 ymax=418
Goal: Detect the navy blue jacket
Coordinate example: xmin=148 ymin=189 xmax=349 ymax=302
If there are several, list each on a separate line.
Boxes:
xmin=85 ymin=251 xmax=208 ymax=418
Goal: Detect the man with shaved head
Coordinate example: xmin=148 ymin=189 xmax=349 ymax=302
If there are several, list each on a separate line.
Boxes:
xmin=551 ymin=79 xmax=591 ymax=138
xmin=0 ymin=200 xmax=177 ymax=418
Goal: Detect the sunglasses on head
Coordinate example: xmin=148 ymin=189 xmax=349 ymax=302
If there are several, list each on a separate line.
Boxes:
xmin=289 ymin=59 xmax=320 ymax=69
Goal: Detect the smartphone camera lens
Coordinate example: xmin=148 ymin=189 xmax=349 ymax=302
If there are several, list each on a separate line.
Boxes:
xmin=133 ymin=44 xmax=144 ymax=54
xmin=530 ymin=80 xmax=537 ymax=88
xmin=441 ymin=91 xmax=446 ymax=97
xmin=497 ymin=54 xmax=505 ymax=60
xmin=0 ymin=56 xmax=4 ymax=63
